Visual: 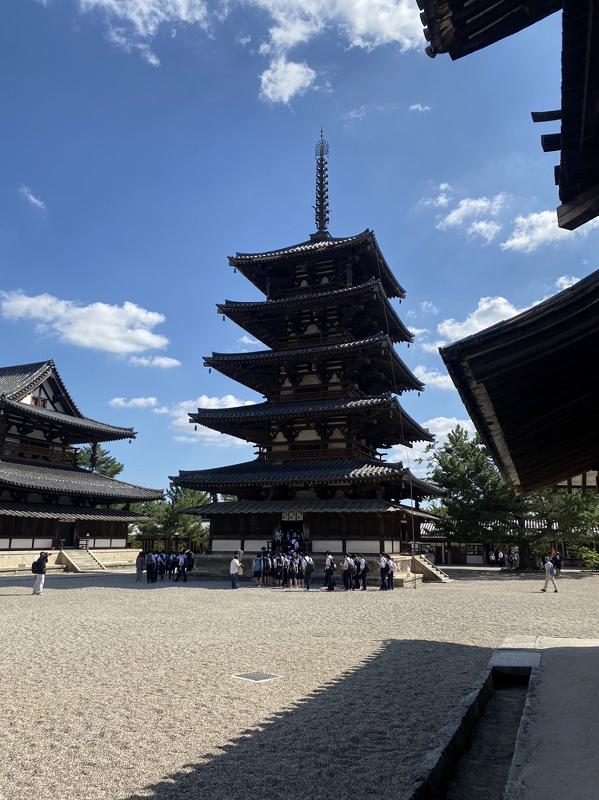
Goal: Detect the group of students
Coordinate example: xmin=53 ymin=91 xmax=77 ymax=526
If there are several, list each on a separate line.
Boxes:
xmin=323 ymin=552 xmax=398 ymax=592
xmin=136 ymin=549 xmax=195 ymax=584
xmin=247 ymin=548 xmax=400 ymax=592
xmin=253 ymin=548 xmax=315 ymax=590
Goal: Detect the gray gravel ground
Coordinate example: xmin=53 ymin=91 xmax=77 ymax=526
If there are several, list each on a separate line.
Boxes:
xmin=1 ymin=570 xmax=597 ymax=800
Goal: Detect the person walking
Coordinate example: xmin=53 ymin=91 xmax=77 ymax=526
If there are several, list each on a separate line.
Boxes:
xmin=253 ymin=554 xmax=262 ymax=586
xmin=31 ymin=552 xmax=48 ymax=595
xmin=230 ymin=551 xmax=241 ymax=589
xmin=135 ymin=551 xmax=145 ymax=582
xmin=541 ymin=556 xmax=558 ymax=593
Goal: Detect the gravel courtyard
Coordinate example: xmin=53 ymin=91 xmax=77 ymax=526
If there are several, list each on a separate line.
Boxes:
xmin=1 ymin=570 xmax=597 ymax=800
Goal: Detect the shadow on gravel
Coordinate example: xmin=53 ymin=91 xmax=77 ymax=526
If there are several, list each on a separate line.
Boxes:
xmin=124 ymin=639 xmax=494 ymax=800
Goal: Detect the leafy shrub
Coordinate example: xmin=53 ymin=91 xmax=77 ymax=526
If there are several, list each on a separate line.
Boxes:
xmin=577 ymin=546 xmax=599 ymax=570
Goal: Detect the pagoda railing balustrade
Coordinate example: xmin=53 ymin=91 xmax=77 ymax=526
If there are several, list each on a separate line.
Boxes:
xmin=3 ymin=439 xmax=78 ymax=467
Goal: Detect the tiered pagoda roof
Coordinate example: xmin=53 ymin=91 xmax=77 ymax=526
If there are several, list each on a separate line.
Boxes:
xmin=172 ymin=135 xmax=441 ymax=534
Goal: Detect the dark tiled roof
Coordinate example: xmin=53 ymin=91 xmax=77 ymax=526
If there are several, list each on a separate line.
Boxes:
xmin=219 ymin=279 xmax=413 ymax=345
xmin=184 ymin=499 xmax=408 ymax=515
xmin=229 ymin=229 xmax=406 ymax=299
xmin=206 ymin=335 xmax=423 ymax=394
xmin=0 ymin=361 xmax=50 ymax=399
xmin=192 ymin=394 xmax=388 ymax=422
xmin=0 ymin=459 xmax=163 ymax=501
xmin=0 ymin=359 xmax=82 ymax=415
xmin=190 ymin=394 xmax=433 ymax=445
xmin=176 ymin=457 xmax=409 ymax=487
xmin=1 ymin=398 xmax=135 ymax=442
xmin=0 ymin=502 xmax=152 ymax=522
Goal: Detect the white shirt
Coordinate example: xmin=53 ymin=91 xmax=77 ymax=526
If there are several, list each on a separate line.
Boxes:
xmin=230 ymin=558 xmax=241 ymax=575
xmin=544 ymin=560 xmax=554 ymax=574
xmin=378 ymin=556 xmax=387 ymax=568
xmin=325 ymin=555 xmax=334 ymax=568
xmin=388 ymin=559 xmax=397 ymax=573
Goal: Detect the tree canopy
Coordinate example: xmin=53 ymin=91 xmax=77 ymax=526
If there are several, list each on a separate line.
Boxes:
xmin=425 ymin=425 xmax=599 ymax=556
xmin=131 ymin=486 xmax=210 ymax=548
xmin=77 ymin=444 xmax=124 ymax=477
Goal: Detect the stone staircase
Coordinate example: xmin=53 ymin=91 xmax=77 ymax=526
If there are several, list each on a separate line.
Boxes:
xmin=61 ymin=549 xmax=107 ymax=573
xmin=412 ymin=554 xmax=450 ymax=583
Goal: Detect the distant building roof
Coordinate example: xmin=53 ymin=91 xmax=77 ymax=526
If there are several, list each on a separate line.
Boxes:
xmin=182 ymin=499 xmax=439 ymax=515
xmin=0 ymin=459 xmax=163 ymax=501
xmin=0 ymin=502 xmax=153 ymax=522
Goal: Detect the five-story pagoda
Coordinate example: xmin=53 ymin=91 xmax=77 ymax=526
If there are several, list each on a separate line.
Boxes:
xmin=173 ymin=136 xmax=441 ymax=555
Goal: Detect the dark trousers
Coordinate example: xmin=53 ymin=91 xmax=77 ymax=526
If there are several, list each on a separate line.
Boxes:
xmin=305 ymin=570 xmax=312 ymax=590
xmin=175 ymin=566 xmax=187 ymax=582
xmin=380 ymin=569 xmax=387 ymax=590
xmin=343 ymin=570 xmax=350 ymax=590
xmin=361 ymin=571 xmax=368 ymax=590
xmin=387 ymin=574 xmax=394 ymax=590
xmin=325 ymin=568 xmax=335 ymax=591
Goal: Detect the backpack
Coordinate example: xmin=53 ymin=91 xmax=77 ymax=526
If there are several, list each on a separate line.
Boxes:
xmin=548 ymin=564 xmax=556 ymax=577
xmin=31 ymin=559 xmax=40 ymax=574
xmin=329 ymin=558 xmax=336 ymax=572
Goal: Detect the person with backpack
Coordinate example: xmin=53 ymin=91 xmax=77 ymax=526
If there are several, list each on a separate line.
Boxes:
xmin=302 ymin=553 xmax=314 ymax=590
xmin=541 ymin=556 xmax=558 ymax=593
xmin=341 ymin=554 xmax=352 ymax=590
xmin=31 ymin=552 xmax=48 ymax=595
xmin=145 ymin=551 xmax=156 ymax=584
xmin=378 ymin=553 xmax=389 ymax=591
xmin=324 ymin=551 xmax=336 ymax=592
xmin=358 ymin=555 xmax=369 ymax=590
xmin=260 ymin=548 xmax=271 ymax=587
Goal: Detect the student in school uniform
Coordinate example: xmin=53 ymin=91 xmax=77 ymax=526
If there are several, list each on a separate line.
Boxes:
xmin=302 ymin=553 xmax=314 ymax=591
xmin=378 ymin=553 xmax=389 ymax=591
xmin=325 ymin=551 xmax=336 ymax=592
xmin=386 ymin=556 xmax=397 ymax=590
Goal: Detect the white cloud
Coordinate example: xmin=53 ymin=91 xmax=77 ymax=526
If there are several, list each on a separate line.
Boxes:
xmin=409 ymin=103 xmax=431 ymax=113
xmin=500 ymin=211 xmax=599 ymax=253
xmin=63 ymin=1 xmax=423 ymax=103
xmin=0 ymin=290 xmax=170 ymax=355
xmin=343 ymin=105 xmax=368 ymax=122
xmin=129 ymin=355 xmax=181 ymax=368
xmin=166 ymin=394 xmax=255 ymax=447
xmin=437 ymin=193 xmax=508 ymax=230
xmin=438 ymin=296 xmax=524 ymax=341
xmin=555 ymin=275 xmax=579 ymax=290
xmin=409 ymin=326 xmax=428 ymax=336
xmin=420 ymin=340 xmax=446 ymax=354
xmin=419 ymin=182 xmax=452 ymax=208
xmin=109 ymin=396 xmax=158 ymax=408
xmin=259 ymin=58 xmax=316 ymax=103
xmin=19 ymin=185 xmax=46 ymax=210
xmin=467 ymin=219 xmax=501 ymax=243
xmin=413 ymin=365 xmax=454 ymax=391
xmin=421 ymin=301 xmax=439 ymax=315
xmin=237 ymin=334 xmax=261 ymax=347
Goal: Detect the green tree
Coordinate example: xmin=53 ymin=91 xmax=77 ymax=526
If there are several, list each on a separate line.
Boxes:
xmin=77 ymin=444 xmax=124 ymax=477
xmin=523 ymin=488 xmax=599 ymax=551
xmin=131 ymin=486 xmax=210 ymax=549
xmin=426 ymin=426 xmax=520 ymax=545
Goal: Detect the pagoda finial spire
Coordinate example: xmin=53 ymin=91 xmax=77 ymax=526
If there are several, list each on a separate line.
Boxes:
xmin=313 ymin=130 xmax=331 ymax=240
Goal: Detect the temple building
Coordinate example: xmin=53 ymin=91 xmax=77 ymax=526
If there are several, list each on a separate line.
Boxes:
xmin=0 ymin=359 xmax=162 ymax=550
xmin=173 ymin=137 xmax=441 ymax=555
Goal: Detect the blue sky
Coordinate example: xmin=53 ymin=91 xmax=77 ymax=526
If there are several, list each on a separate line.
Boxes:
xmin=2 ymin=1 xmax=597 ymax=490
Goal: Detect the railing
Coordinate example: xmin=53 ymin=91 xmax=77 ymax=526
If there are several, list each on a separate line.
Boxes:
xmin=2 ymin=440 xmax=78 ymax=467
xmin=257 ymin=445 xmax=379 ymax=462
